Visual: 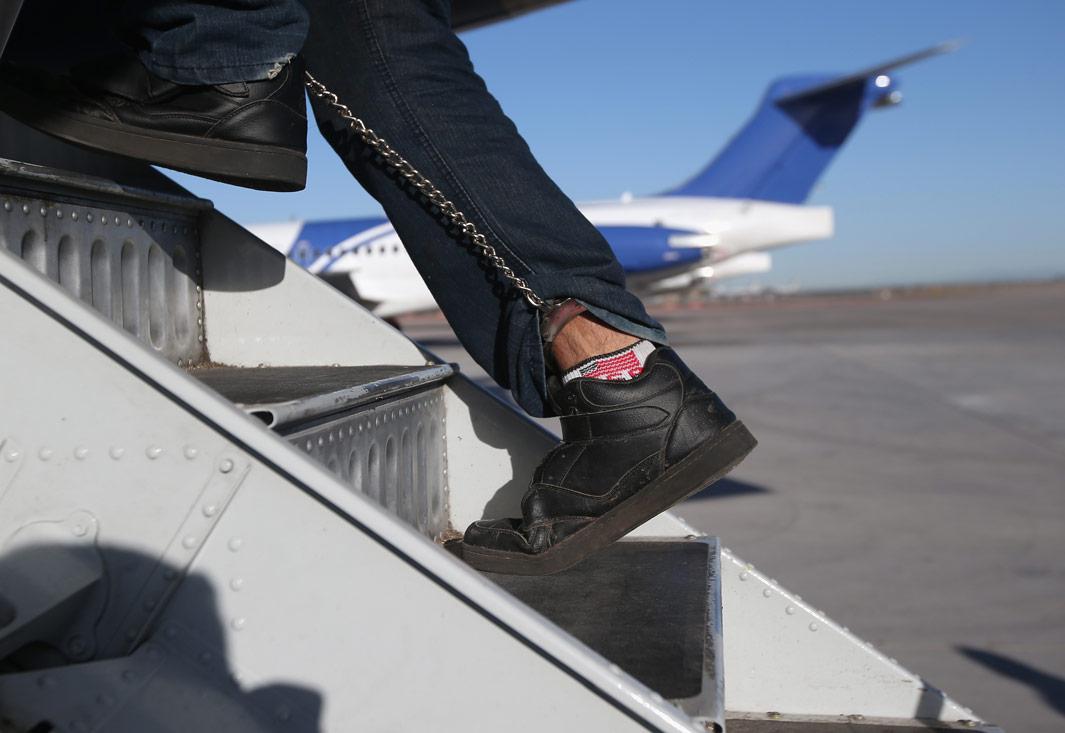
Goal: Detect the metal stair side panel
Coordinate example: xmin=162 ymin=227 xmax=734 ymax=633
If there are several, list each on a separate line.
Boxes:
xmin=197 ymin=209 xmax=428 ymax=369
xmin=0 ymin=250 xmax=704 ymax=733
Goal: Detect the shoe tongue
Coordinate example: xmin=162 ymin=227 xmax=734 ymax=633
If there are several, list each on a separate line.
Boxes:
xmin=74 ymin=55 xmax=181 ymax=101
xmin=215 ymin=81 xmax=250 ymax=97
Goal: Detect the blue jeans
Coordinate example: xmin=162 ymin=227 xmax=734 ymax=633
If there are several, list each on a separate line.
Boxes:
xmin=123 ymin=0 xmax=310 ymax=85
xmin=133 ymin=0 xmax=669 ymax=417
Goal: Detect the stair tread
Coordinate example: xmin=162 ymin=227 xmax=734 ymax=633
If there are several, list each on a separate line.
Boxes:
xmin=190 ymin=364 xmax=453 ymax=429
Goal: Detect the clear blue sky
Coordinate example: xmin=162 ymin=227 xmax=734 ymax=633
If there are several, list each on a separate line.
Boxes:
xmin=172 ymin=0 xmax=1065 ymax=290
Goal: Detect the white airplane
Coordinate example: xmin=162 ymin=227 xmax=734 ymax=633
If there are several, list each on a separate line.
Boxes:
xmin=251 ymin=44 xmax=953 ymax=318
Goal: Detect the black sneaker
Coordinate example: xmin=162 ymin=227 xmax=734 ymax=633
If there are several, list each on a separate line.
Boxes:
xmin=458 ymin=346 xmax=757 ymax=575
xmin=0 ymin=54 xmax=307 ymax=191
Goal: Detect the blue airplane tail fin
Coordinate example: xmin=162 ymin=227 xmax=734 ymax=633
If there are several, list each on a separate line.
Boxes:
xmin=663 ymin=43 xmax=957 ymax=204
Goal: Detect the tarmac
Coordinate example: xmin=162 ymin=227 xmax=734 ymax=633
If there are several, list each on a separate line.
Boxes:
xmin=401 ymin=280 xmax=1065 ymax=733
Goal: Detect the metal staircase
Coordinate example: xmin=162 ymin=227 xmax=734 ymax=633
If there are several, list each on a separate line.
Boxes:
xmin=0 ymin=9 xmax=1002 ymax=730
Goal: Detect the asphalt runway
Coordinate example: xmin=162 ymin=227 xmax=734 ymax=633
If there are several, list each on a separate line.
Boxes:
xmin=402 ymin=281 xmax=1065 ymax=733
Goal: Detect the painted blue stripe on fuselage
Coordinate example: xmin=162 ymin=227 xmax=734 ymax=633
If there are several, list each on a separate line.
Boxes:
xmin=290 ymin=217 xmax=391 ymax=268
xmin=286 ymin=218 xmax=703 ymax=277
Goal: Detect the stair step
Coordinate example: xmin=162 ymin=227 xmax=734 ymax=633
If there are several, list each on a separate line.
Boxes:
xmin=487 ymin=537 xmax=723 ymax=727
xmin=190 ymin=363 xmax=454 ymax=430
xmin=0 ymin=158 xmax=208 ymax=366
xmin=193 ymin=364 xmax=453 ymax=539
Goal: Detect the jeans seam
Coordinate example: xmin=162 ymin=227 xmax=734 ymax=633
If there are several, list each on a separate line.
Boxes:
xmin=354 ymin=0 xmax=535 ymax=276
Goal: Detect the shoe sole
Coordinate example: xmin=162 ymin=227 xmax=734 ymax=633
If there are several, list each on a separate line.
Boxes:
xmin=0 ymin=79 xmax=307 ymax=192
xmin=459 ymin=420 xmax=757 ymax=576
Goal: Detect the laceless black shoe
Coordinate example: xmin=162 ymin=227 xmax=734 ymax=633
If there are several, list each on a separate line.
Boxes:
xmin=458 ymin=346 xmax=756 ymax=575
xmin=0 ymin=55 xmax=307 ymax=191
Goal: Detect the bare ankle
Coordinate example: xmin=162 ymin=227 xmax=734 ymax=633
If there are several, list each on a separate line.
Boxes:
xmin=550 ymin=313 xmax=639 ymax=372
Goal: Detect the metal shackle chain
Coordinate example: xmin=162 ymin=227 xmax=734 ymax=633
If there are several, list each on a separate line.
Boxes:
xmin=304 ymin=71 xmax=548 ymax=312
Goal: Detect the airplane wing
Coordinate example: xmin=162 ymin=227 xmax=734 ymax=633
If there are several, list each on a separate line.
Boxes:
xmin=452 ymin=0 xmax=573 ymax=30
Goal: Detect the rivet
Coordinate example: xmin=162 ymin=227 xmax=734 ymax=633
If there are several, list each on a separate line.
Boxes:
xmin=739 ymin=571 xmax=750 ymax=581
xmin=785 ymin=605 xmax=796 ymax=616
xmin=37 ymin=674 xmax=56 ymax=688
xmin=202 ymin=503 xmax=218 ymax=517
xmin=86 ymin=212 xmax=94 ymax=222
xmin=72 ymin=524 xmax=88 ymax=538
xmin=109 ymin=446 xmax=125 ymax=460
xmin=230 ymin=617 xmax=246 ymax=631
xmin=183 ymin=445 xmax=198 ymax=459
xmin=228 ymin=537 xmax=243 ymax=552
xmin=21 ymin=203 xmax=29 ymax=214
xmin=39 ymin=207 xmax=46 ymax=216
xmin=181 ymin=535 xmax=198 ymax=549
xmin=762 ymin=588 xmax=772 ymax=598
xmin=2 ymin=201 xmax=9 ymax=211
xmin=74 ymin=446 xmax=89 ymax=460
xmin=767 ymin=712 xmax=782 ymax=720
xmin=146 ymin=445 xmax=163 ymax=459
xmin=3 ymin=450 xmax=19 ymax=462
xmin=127 ymin=219 xmax=133 ymax=227
xmin=229 ymin=577 xmax=244 ymax=591
xmin=71 ymin=211 xmax=78 ymax=221
xmin=101 ymin=215 xmax=108 ymax=225
xmin=38 ymin=447 xmax=53 ymax=461
xmin=219 ymin=458 xmax=234 ymax=473
xmin=55 ymin=209 xmax=62 ymax=219
xmin=808 ymin=621 xmax=819 ymax=632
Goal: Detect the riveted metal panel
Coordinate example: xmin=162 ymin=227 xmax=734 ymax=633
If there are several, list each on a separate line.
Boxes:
xmin=286 ymin=389 xmax=449 ymax=538
xmin=0 ymin=174 xmax=205 ymax=364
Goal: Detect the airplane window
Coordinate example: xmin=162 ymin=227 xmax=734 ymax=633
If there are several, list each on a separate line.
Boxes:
xmin=296 ymin=242 xmax=312 ymax=261
xmin=392 ymin=244 xmax=400 ymax=253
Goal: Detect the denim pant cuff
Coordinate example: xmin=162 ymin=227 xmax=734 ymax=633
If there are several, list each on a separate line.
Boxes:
xmin=139 ymin=51 xmax=298 ymax=85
